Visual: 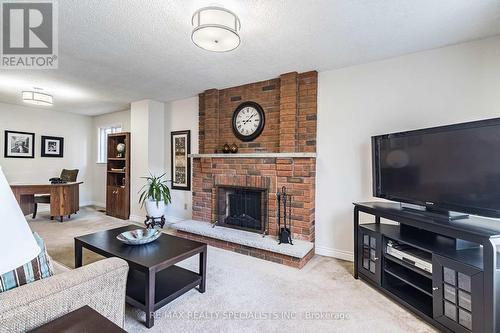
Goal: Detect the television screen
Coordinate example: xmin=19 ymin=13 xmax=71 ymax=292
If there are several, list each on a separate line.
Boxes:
xmin=372 ymin=118 xmax=500 ymax=218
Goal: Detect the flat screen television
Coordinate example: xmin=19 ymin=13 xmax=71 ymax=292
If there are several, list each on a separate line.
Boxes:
xmin=372 ymin=118 xmax=500 ymax=218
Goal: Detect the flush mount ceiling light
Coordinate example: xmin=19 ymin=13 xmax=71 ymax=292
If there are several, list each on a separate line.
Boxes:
xmin=22 ymin=89 xmax=53 ymax=106
xmin=191 ymin=6 xmax=241 ymax=52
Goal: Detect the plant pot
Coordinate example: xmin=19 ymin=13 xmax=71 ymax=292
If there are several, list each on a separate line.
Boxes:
xmin=145 ymin=199 xmax=166 ymax=218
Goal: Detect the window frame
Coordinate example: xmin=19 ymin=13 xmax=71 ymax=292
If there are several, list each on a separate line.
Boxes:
xmin=97 ymin=125 xmax=122 ymax=163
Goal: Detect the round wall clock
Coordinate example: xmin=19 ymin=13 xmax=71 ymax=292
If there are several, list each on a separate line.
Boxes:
xmin=232 ymin=101 xmax=265 ymax=142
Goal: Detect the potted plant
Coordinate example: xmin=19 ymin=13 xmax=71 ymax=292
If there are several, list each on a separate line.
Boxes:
xmin=139 ymin=173 xmax=172 ymax=218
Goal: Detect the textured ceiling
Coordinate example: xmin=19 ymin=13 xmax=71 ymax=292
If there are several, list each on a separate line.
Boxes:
xmin=0 ymin=0 xmax=499 ymax=115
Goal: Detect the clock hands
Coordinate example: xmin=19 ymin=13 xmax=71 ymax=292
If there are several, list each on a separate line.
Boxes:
xmin=243 ymin=113 xmax=256 ymax=124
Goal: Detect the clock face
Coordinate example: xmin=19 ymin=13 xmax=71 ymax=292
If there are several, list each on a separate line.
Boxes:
xmin=232 ymin=102 xmax=265 ymax=141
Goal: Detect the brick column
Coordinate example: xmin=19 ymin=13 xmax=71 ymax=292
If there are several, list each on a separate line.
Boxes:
xmin=298 ymin=71 xmax=318 ymax=152
xmin=279 ymin=72 xmax=298 ymax=152
xmin=198 ymin=93 xmax=205 ymax=153
xmin=199 ymin=89 xmax=219 ymax=153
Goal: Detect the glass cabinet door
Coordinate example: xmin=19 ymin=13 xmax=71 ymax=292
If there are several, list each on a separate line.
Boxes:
xmin=358 ymin=227 xmax=381 ymax=285
xmin=432 ymin=254 xmax=483 ymax=333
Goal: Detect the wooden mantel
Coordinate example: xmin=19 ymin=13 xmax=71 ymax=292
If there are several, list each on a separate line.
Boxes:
xmin=189 ymin=152 xmax=316 ymax=159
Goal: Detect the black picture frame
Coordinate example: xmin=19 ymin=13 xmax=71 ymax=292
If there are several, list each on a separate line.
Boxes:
xmin=171 ymin=130 xmax=191 ymax=191
xmin=41 ymin=136 xmax=64 ymax=157
xmin=232 ymin=101 xmax=266 ymax=142
xmin=4 ymin=130 xmax=35 ymax=158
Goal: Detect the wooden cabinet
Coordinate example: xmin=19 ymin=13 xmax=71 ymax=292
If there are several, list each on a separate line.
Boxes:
xmin=106 ymin=133 xmax=130 ymax=219
xmin=353 ymin=202 xmax=499 ymax=332
xmin=432 ymin=254 xmax=484 ymax=332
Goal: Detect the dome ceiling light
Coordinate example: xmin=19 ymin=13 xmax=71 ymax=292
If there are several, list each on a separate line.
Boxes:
xmin=191 ymin=6 xmax=241 ymax=52
xmin=22 ymin=88 xmax=53 ymax=106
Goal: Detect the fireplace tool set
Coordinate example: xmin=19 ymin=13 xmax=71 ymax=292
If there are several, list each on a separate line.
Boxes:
xmin=276 ymin=186 xmax=293 ymax=245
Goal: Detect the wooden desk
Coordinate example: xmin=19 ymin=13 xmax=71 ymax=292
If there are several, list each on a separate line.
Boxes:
xmin=10 ymin=182 xmax=83 ymax=222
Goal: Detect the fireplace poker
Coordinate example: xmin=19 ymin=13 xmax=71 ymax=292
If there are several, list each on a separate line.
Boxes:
xmin=276 ymin=190 xmax=281 ymax=242
xmin=277 ymin=186 xmax=293 ymax=245
xmin=288 ymin=192 xmax=293 ymax=245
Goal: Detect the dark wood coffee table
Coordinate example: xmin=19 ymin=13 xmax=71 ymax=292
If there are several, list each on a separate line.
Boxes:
xmin=74 ymin=225 xmax=207 ymax=328
xmin=29 ymin=306 xmax=127 ymax=332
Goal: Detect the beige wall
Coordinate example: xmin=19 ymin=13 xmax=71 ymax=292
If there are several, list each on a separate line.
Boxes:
xmin=130 ymin=100 xmax=166 ymax=219
xmin=315 ymin=36 xmax=500 ymax=260
xmin=91 ymin=98 xmax=199 ymax=221
xmin=164 ymin=96 xmax=199 ymax=220
xmin=0 ymin=102 xmax=94 ymax=204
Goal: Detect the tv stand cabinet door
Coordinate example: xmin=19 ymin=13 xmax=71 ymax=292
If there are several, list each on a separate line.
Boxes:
xmin=432 ymin=254 xmax=483 ymax=333
xmin=357 ymin=227 xmax=382 ymax=285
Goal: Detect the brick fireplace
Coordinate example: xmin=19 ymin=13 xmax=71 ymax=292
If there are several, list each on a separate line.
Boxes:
xmin=192 ymin=157 xmax=316 ymax=242
xmin=176 ymin=71 xmax=317 ymax=268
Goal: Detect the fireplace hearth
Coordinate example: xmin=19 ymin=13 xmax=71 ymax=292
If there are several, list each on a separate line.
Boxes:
xmin=216 ymin=186 xmax=267 ymax=234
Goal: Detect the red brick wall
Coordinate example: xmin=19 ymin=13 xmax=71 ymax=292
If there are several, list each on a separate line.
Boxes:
xmin=194 ymin=71 xmax=317 ymax=242
xmin=297 ymin=72 xmax=318 ymax=152
xmin=198 ymin=71 xmax=317 ymax=154
xmin=192 ymin=157 xmax=315 ymax=241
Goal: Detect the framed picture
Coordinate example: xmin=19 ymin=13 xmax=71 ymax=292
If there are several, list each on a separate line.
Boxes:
xmin=41 ymin=136 xmax=64 ymax=158
xmin=4 ymin=130 xmax=35 ymax=158
xmin=171 ymin=130 xmax=191 ymax=191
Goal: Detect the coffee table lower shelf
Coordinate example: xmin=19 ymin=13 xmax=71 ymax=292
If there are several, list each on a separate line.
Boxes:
xmin=126 ymin=265 xmax=202 ymax=311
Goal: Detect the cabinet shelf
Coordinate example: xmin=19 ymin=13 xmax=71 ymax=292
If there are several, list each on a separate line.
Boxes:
xmin=384 ymin=259 xmax=432 ymax=296
xmin=108 ymin=157 xmax=126 ymax=161
xmin=384 ymin=254 xmax=432 ymax=279
xmin=383 ymin=273 xmax=433 ymax=318
xmin=361 ymin=223 xmax=484 ymax=269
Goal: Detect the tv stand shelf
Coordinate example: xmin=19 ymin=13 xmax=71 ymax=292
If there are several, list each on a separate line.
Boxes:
xmin=354 ymin=202 xmax=500 ymax=333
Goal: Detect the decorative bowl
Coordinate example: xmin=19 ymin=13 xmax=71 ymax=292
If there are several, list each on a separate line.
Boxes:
xmin=116 ymin=228 xmax=161 ymax=245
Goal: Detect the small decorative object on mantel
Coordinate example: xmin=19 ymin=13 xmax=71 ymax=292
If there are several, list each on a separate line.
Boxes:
xmin=223 ymin=143 xmax=231 ymax=154
xmin=230 ymin=143 xmax=238 ymax=153
xmin=171 ymin=130 xmax=191 ymax=190
xmin=116 ymin=143 xmax=126 ymax=158
xmin=139 ymin=173 xmax=171 ymax=229
xmin=116 ymin=228 xmax=161 ymax=245
xmin=41 ymin=136 xmax=64 ymax=158
xmin=276 ymin=186 xmax=293 ymax=245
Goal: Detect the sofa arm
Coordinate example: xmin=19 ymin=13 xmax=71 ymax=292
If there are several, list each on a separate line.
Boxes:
xmin=0 ymin=257 xmax=128 ymax=333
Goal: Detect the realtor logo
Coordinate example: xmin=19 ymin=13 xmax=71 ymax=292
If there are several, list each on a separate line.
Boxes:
xmin=1 ymin=0 xmax=58 ymax=68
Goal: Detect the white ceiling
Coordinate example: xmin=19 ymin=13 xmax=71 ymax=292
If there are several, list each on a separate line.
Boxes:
xmin=0 ymin=0 xmax=499 ymax=116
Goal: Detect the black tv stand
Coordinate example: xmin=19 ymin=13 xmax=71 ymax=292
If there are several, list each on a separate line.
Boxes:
xmin=401 ymin=205 xmax=469 ymax=221
xmin=354 ymin=201 xmax=500 ymax=333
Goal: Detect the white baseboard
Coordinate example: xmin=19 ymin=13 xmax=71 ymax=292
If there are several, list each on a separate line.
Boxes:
xmin=89 ymin=201 xmax=105 ymax=208
xmin=315 ymin=245 xmax=354 ymax=262
xmin=80 ymin=201 xmax=105 ymax=208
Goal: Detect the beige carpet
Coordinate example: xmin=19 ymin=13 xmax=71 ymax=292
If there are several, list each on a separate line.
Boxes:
xmin=29 ymin=207 xmax=436 ymax=333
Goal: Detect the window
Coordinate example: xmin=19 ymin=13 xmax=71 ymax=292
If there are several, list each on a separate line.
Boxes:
xmin=97 ymin=125 xmax=122 ymax=163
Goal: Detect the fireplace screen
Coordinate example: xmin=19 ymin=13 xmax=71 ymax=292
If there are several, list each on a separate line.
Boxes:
xmin=216 ymin=186 xmax=267 ymax=233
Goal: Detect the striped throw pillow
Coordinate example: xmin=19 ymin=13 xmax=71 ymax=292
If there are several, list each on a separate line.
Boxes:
xmin=0 ymin=232 xmax=54 ymax=293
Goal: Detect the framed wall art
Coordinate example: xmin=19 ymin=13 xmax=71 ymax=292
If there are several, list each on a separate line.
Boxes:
xmin=4 ymin=130 xmax=35 ymax=158
xmin=171 ymin=130 xmax=191 ymax=191
xmin=41 ymin=136 xmax=64 ymax=158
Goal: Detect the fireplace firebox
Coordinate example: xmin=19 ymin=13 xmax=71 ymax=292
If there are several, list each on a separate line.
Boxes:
xmin=216 ymin=186 xmax=267 ymax=234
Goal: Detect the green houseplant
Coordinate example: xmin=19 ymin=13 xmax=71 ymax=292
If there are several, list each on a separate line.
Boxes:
xmin=139 ymin=173 xmax=172 ymax=218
